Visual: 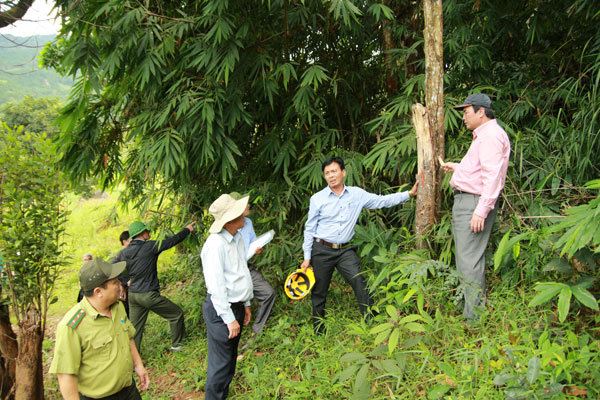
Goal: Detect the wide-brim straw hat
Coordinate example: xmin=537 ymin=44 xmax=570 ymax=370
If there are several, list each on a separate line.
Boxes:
xmin=208 ymin=194 xmax=249 ymax=233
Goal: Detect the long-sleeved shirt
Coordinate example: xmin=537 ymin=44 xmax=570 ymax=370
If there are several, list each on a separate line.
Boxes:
xmin=450 ymin=119 xmax=511 ymax=218
xmin=238 ymin=217 xmax=256 ymax=256
xmin=115 ymin=228 xmax=190 ymax=292
xmin=200 ymin=230 xmax=253 ymax=324
xmin=302 ymin=186 xmax=411 ymax=259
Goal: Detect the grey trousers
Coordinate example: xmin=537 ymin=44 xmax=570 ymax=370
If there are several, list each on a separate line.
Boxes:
xmin=128 ymin=290 xmax=186 ymax=351
xmin=452 ymin=192 xmax=497 ymax=319
xmin=248 ymin=264 xmax=275 ymax=334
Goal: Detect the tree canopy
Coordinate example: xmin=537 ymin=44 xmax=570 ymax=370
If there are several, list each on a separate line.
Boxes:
xmin=45 ymin=0 xmax=600 ymax=262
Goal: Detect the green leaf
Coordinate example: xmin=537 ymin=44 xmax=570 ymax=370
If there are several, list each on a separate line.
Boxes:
xmin=493 ymin=230 xmax=512 ymax=270
xmin=399 ymin=314 xmax=423 ymax=324
xmin=493 ymin=374 xmax=514 ymax=386
xmin=571 ymin=285 xmax=599 ymax=310
xmin=388 ymin=328 xmax=400 ymax=354
xmin=386 ymin=305 xmax=398 ymax=322
xmin=353 ymin=363 xmax=370 ymax=399
xmin=338 ymin=364 xmax=359 ymax=383
xmin=527 ymin=356 xmax=541 ymax=385
xmin=428 ymin=384 xmax=451 ymax=399
xmin=404 ymin=322 xmax=427 ymax=332
xmin=340 ymin=352 xmax=367 ymax=363
xmin=542 ymin=258 xmax=572 ymax=273
xmin=380 ymin=359 xmax=400 ymax=374
xmin=528 ymin=283 xmax=564 ymax=307
xmin=558 ymin=286 xmax=572 ymax=322
xmin=370 ymin=322 xmax=394 ymax=335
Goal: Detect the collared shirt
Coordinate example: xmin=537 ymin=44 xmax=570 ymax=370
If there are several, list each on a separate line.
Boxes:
xmin=302 ymin=185 xmax=411 ymax=259
xmin=49 ymin=298 xmax=135 ymax=398
xmin=200 ymin=230 xmax=253 ymax=324
xmin=238 ymin=217 xmax=256 ymax=256
xmin=450 ymin=119 xmax=511 ymax=218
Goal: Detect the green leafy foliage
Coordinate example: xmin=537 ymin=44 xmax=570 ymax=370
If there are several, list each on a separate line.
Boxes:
xmin=0 ymin=123 xmax=68 ymax=329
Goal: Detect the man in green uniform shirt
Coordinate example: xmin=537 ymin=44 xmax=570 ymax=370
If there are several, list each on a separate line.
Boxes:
xmin=50 ymin=258 xmax=150 ymax=399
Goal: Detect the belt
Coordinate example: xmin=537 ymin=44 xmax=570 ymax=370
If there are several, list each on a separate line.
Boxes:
xmin=453 ymin=188 xmax=476 ymax=196
xmin=207 ymin=294 xmax=245 ymax=307
xmin=315 ymin=238 xmax=349 ymax=249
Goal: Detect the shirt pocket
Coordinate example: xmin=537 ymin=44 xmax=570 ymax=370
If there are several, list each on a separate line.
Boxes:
xmin=91 ymin=334 xmax=113 ymax=361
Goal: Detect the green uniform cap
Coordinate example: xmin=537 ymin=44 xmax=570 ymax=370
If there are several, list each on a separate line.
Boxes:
xmin=78 ymin=258 xmax=126 ymax=291
xmin=128 ymin=221 xmax=149 ymax=238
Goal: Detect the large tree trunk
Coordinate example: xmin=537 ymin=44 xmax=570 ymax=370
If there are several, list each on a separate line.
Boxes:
xmin=414 ymin=0 xmax=444 ymax=248
xmin=423 ymin=0 xmax=445 ymax=214
xmin=413 ymin=103 xmax=436 ymax=249
xmin=14 ymin=309 xmax=43 ymax=400
xmin=0 ymin=303 xmax=17 ymax=399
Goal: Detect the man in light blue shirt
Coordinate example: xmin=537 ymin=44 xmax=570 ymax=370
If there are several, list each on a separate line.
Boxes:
xmin=301 ymin=157 xmax=418 ymax=334
xmin=233 ymin=194 xmax=275 ymax=335
xmin=201 ymin=193 xmax=254 ymax=400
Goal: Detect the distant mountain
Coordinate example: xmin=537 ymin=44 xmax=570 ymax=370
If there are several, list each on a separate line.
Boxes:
xmin=0 ymin=34 xmax=74 ymax=105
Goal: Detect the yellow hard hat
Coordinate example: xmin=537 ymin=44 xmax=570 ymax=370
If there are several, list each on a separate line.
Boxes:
xmin=284 ymin=268 xmax=315 ymax=300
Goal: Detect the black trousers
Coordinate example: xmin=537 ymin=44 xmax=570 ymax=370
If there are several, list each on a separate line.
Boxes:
xmin=310 ymin=241 xmax=372 ymax=333
xmin=203 ymin=296 xmax=245 ymax=400
xmin=79 ymin=382 xmax=141 ymax=400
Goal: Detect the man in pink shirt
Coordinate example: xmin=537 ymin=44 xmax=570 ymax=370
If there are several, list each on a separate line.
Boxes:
xmin=441 ymin=93 xmax=510 ymax=319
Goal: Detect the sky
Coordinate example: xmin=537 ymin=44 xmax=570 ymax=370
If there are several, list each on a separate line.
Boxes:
xmin=1 ymin=0 xmax=61 ymax=37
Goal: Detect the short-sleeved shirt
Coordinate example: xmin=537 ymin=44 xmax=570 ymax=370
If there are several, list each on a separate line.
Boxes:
xmin=49 ymin=298 xmax=136 ymax=398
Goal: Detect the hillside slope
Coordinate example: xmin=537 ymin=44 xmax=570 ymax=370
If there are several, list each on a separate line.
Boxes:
xmin=0 ymin=34 xmax=73 ymax=105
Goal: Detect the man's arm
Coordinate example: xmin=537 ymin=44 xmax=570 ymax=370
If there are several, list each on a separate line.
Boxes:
xmin=153 ymin=224 xmax=194 ymax=254
xmin=361 ymin=183 xmax=416 ymax=210
xmin=471 ymin=134 xmax=508 ymax=232
xmin=130 ymin=339 xmax=149 ymax=390
xmin=201 ymin=237 xmax=238 ymax=332
xmin=301 ymin=196 xmax=319 ymax=271
xmin=56 ymin=374 xmax=79 ymax=400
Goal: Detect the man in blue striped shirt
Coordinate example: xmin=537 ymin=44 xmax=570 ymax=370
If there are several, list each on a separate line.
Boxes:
xmin=301 ymin=157 xmax=418 ymax=334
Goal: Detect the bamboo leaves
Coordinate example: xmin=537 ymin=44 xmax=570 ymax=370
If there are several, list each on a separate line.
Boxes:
xmin=529 ymin=282 xmax=599 ymax=322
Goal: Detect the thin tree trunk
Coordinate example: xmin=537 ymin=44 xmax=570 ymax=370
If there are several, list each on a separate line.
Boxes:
xmin=14 ymin=309 xmax=43 ymax=400
xmin=413 ymin=103 xmax=436 ymax=249
xmin=423 ymin=0 xmax=445 ymax=215
xmin=382 ymin=0 xmax=398 ymax=94
xmin=0 ymin=303 xmax=17 ymax=399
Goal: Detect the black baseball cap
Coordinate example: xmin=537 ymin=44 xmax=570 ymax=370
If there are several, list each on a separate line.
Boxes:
xmin=453 ymin=93 xmax=492 ymax=110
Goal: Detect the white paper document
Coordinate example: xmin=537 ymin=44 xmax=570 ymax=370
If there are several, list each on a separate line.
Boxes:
xmin=247 ymin=230 xmax=275 ymax=261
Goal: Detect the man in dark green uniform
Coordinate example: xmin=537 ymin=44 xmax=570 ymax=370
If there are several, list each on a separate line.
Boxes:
xmin=115 ymin=221 xmax=194 ymax=352
xmin=50 ymin=258 xmax=150 ymax=399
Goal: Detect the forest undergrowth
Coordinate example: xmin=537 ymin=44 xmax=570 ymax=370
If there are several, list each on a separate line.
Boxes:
xmin=42 ymin=194 xmax=600 ymax=400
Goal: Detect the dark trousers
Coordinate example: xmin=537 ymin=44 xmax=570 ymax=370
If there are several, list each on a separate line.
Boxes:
xmin=129 ymin=290 xmax=185 ymax=351
xmin=248 ymin=264 xmax=275 ymax=334
xmin=203 ymin=297 xmax=245 ymax=400
xmin=79 ymin=382 xmax=141 ymax=400
xmin=310 ymin=241 xmax=371 ymax=333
